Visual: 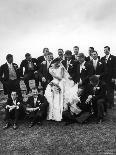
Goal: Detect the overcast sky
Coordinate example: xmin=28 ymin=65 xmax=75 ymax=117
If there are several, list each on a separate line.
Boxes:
xmin=0 ymin=0 xmax=116 ymax=65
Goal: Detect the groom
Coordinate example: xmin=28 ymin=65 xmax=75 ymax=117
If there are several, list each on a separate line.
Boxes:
xmin=62 ymin=50 xmax=76 ymax=83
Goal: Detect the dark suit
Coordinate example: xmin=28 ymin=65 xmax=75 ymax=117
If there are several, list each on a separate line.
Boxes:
xmin=101 ymin=54 xmax=116 ymax=108
xmin=90 ymin=59 xmax=106 ymax=81
xmin=0 ymin=63 xmax=22 ymax=98
xmin=62 ymin=59 xmax=76 ymax=82
xmin=78 ymin=82 xmax=107 ymax=121
xmin=20 ymin=58 xmax=39 ymax=92
xmin=26 ymin=95 xmax=48 ymax=123
xmin=37 ymin=56 xmax=46 ymax=67
xmin=4 ymin=98 xmax=23 ymax=124
xmin=85 ymin=56 xmax=100 ymax=62
xmin=74 ymin=61 xmax=93 ymax=85
xmin=39 ymin=61 xmax=53 ymax=92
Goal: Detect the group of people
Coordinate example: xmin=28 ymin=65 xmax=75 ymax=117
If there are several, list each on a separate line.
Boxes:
xmin=0 ymin=45 xmax=116 ymax=129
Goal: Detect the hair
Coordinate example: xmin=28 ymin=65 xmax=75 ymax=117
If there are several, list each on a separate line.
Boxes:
xmin=77 ymin=53 xmax=85 ymax=58
xmin=47 ymin=52 xmax=53 ymax=56
xmin=50 ymin=58 xmax=60 ymax=65
xmin=58 ymin=49 xmax=63 ymax=52
xmin=25 ymin=53 xmax=31 ymax=57
xmin=92 ymin=50 xmax=98 ymax=55
xmin=6 ymin=54 xmax=13 ymax=60
xmin=65 ymin=50 xmax=72 ymax=55
xmin=89 ymin=47 xmax=94 ymax=51
xmin=104 ymin=46 xmax=110 ymax=51
xmin=73 ymin=46 xmax=79 ymax=49
xmin=43 ymin=48 xmax=49 ymax=53
xmin=89 ymin=75 xmax=99 ymax=84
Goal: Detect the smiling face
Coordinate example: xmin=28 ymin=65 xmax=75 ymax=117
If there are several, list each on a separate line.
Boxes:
xmin=32 ymin=88 xmax=38 ymax=98
xmin=11 ymin=92 xmax=17 ymax=100
xmin=104 ymin=47 xmax=110 ymax=55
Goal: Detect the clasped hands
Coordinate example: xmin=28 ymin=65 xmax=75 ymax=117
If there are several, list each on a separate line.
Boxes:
xmin=6 ymin=105 xmax=19 ymax=112
xmin=26 ymin=107 xmax=40 ymax=112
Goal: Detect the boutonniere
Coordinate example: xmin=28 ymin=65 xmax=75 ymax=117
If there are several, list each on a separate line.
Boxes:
xmin=109 ymin=58 xmax=112 ymax=61
xmin=69 ymin=63 xmax=73 ymax=67
xmin=82 ymin=65 xmax=86 ymax=70
xmin=42 ymin=61 xmax=46 ymax=65
xmin=98 ymin=61 xmax=102 ymax=65
xmin=17 ymin=102 xmax=20 ymax=105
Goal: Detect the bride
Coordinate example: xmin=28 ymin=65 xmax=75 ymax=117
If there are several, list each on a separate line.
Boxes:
xmin=45 ymin=58 xmax=80 ymax=121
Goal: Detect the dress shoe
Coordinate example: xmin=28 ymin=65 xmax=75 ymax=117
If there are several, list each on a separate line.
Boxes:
xmin=3 ymin=123 xmax=10 ymax=129
xmin=13 ymin=124 xmax=18 ymax=130
xmin=37 ymin=121 xmax=42 ymax=125
xmin=29 ymin=122 xmax=35 ymax=128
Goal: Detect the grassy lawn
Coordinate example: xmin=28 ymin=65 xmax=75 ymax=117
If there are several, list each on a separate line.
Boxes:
xmin=0 ymin=82 xmax=116 ymax=155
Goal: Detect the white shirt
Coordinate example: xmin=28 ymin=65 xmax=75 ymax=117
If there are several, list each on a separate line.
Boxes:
xmin=67 ymin=60 xmax=71 ymax=70
xmin=34 ymin=97 xmax=38 ymax=107
xmin=105 ymin=54 xmax=110 ymax=62
xmin=80 ymin=61 xmax=86 ymax=73
xmin=93 ymin=58 xmax=98 ymax=70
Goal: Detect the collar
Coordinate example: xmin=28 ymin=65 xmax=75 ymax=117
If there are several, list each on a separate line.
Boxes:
xmin=7 ymin=62 xmax=13 ymax=67
xmin=105 ymin=54 xmax=110 ymax=60
xmin=80 ymin=61 xmax=85 ymax=66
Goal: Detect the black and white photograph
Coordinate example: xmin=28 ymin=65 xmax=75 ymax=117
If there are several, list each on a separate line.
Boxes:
xmin=0 ymin=0 xmax=116 ymax=154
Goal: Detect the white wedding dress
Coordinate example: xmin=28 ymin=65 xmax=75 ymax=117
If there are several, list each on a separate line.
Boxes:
xmin=45 ymin=64 xmax=80 ymax=121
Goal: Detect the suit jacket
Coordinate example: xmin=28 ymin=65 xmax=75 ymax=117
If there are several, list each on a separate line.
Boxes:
xmin=20 ymin=58 xmax=38 ymax=76
xmin=26 ymin=95 xmax=48 ymax=112
xmin=6 ymin=98 xmax=22 ymax=108
xmin=101 ymin=54 xmax=116 ymax=82
xmin=0 ymin=63 xmax=20 ymax=82
xmin=90 ymin=59 xmax=106 ymax=81
xmin=39 ymin=61 xmax=53 ymax=83
xmin=37 ymin=56 xmax=46 ymax=67
xmin=78 ymin=82 xmax=107 ymax=111
xmin=74 ymin=61 xmax=93 ymax=84
xmin=62 ymin=59 xmax=76 ymax=82
xmin=85 ymin=56 xmax=100 ymax=62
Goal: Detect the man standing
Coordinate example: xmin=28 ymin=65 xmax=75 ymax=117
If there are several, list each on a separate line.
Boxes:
xmin=90 ymin=50 xmax=106 ymax=81
xmin=85 ymin=47 xmax=94 ymax=62
xmin=72 ymin=46 xmax=79 ymax=61
xmin=62 ymin=50 xmax=76 ymax=82
xmin=101 ymin=46 xmax=116 ymax=108
xmin=37 ymin=48 xmax=49 ymax=67
xmin=74 ymin=53 xmax=93 ymax=85
xmin=0 ymin=54 xmax=22 ymax=99
xmin=38 ymin=52 xmax=53 ymax=92
xmin=20 ymin=53 xmax=39 ymax=93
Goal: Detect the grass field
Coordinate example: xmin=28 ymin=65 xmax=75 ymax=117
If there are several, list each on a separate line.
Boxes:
xmin=0 ymin=82 xmax=116 ymax=155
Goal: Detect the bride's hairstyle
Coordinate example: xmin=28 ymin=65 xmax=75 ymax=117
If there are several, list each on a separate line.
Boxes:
xmin=50 ymin=58 xmax=61 ymax=67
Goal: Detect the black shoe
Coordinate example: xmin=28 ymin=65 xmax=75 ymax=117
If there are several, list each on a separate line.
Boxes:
xmin=29 ymin=122 xmax=35 ymax=128
xmin=13 ymin=124 xmax=18 ymax=130
xmin=37 ymin=122 xmax=42 ymax=125
xmin=97 ymin=119 xmax=103 ymax=124
xmin=64 ymin=122 xmax=71 ymax=126
xmin=3 ymin=123 xmax=10 ymax=129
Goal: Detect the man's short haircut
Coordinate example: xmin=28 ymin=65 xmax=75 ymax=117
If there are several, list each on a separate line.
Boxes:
xmin=73 ymin=46 xmax=79 ymax=49
xmin=89 ymin=47 xmax=94 ymax=51
xmin=92 ymin=50 xmax=98 ymax=55
xmin=65 ymin=50 xmax=72 ymax=55
xmin=6 ymin=54 xmax=13 ymax=60
xmin=58 ymin=49 xmax=63 ymax=52
xmin=25 ymin=53 xmax=31 ymax=57
xmin=89 ymin=75 xmax=99 ymax=84
xmin=104 ymin=46 xmax=110 ymax=51
xmin=77 ymin=53 xmax=85 ymax=58
xmin=43 ymin=48 xmax=49 ymax=53
xmin=47 ymin=52 xmax=53 ymax=56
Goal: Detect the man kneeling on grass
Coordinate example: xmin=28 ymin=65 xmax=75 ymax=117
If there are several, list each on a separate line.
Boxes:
xmin=3 ymin=91 xmax=23 ymax=130
xmin=26 ymin=87 xmax=48 ymax=128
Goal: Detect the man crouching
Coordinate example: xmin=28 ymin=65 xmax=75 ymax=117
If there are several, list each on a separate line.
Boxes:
xmin=3 ymin=91 xmax=22 ymax=129
xmin=26 ymin=87 xmax=48 ymax=128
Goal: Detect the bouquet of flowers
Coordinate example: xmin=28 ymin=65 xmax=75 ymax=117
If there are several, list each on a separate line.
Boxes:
xmin=49 ymin=82 xmax=61 ymax=93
